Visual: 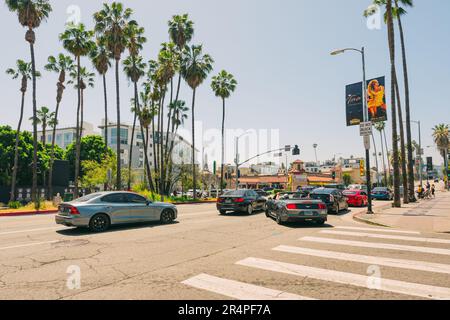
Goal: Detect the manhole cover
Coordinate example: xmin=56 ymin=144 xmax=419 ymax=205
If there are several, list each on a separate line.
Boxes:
xmin=52 ymin=239 xmax=90 ymax=248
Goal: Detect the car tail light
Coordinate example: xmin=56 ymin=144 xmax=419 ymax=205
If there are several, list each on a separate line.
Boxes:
xmin=318 ymin=203 xmax=327 ymax=210
xmin=69 ymin=206 xmax=80 ymax=215
xmin=286 ymin=203 xmax=297 ymax=210
xmin=217 ymin=198 xmax=225 ymax=203
xmin=234 ymin=198 xmax=245 ymax=203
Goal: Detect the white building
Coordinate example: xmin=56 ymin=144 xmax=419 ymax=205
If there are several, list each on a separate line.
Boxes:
xmin=37 ymin=122 xmax=95 ymax=149
xmin=250 ymin=162 xmax=280 ymax=176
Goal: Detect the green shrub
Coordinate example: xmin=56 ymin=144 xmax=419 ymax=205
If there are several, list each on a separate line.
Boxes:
xmin=8 ymin=201 xmax=22 ymax=209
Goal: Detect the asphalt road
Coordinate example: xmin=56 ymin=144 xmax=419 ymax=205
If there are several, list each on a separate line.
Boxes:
xmin=0 ymin=200 xmax=450 ymax=300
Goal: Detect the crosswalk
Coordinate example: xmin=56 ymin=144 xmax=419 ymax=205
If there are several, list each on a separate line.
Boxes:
xmin=181 ymin=225 xmax=450 ymax=300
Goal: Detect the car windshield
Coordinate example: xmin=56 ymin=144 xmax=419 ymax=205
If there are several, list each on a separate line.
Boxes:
xmin=223 ymin=190 xmax=247 ymax=196
xmin=343 ymin=191 xmax=357 ymax=195
xmin=72 ymin=193 xmax=103 ymax=203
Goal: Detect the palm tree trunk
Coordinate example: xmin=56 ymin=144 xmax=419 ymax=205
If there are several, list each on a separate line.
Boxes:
xmin=74 ymin=56 xmax=81 ymax=199
xmin=160 ymin=86 xmax=167 ymax=200
xmin=220 ymin=97 xmax=226 ymax=193
xmin=152 ymin=111 xmax=157 ymax=176
xmin=371 ymin=133 xmax=380 ymax=186
xmin=42 ymin=122 xmax=47 ymax=195
xmin=386 ymin=0 xmax=401 ymax=207
xmin=379 ymin=130 xmax=387 ymax=187
xmin=191 ymin=88 xmax=197 ymax=200
xmin=10 ymin=91 xmax=26 ymax=203
xmin=48 ymin=100 xmax=61 ymax=200
xmin=115 ymin=58 xmax=122 ymax=190
xmin=29 ymin=37 xmax=38 ymax=202
xmin=394 ymin=77 xmax=409 ymax=203
xmin=395 ymin=1 xmax=415 ymax=202
xmin=128 ymin=99 xmax=138 ymax=191
xmin=103 ymin=74 xmax=108 ymax=154
xmin=383 ymin=128 xmax=392 ymax=183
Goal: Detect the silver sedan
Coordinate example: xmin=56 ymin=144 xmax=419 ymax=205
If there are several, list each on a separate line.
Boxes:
xmin=55 ymin=191 xmax=178 ymax=232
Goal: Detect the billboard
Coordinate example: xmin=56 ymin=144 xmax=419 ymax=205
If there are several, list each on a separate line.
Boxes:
xmin=345 ymin=82 xmax=364 ymax=126
xmin=345 ymin=76 xmax=387 ymax=126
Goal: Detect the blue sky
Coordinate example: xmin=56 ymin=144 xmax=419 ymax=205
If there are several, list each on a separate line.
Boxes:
xmin=1 ymin=0 xmax=449 ymax=166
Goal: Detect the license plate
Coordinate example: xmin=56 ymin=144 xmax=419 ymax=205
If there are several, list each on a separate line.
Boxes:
xmin=225 ymin=199 xmax=232 ymax=203
xmin=301 ymin=211 xmax=314 ymax=216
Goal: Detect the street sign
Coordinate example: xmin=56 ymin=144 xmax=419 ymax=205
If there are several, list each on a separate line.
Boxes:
xmin=360 ymin=122 xmax=373 ymax=137
xmin=363 ymin=135 xmax=371 ymax=150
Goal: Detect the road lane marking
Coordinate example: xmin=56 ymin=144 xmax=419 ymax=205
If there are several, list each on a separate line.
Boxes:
xmin=0 ymin=227 xmax=63 ymax=236
xmin=320 ymin=230 xmax=450 ymax=244
xmin=300 ymin=237 xmax=450 ymax=256
xmin=236 ymin=257 xmax=450 ymax=300
xmin=182 ymin=273 xmax=315 ymax=300
xmin=0 ymin=240 xmax=59 ymax=251
xmin=273 ymin=245 xmax=450 ymax=274
xmin=335 ymin=226 xmax=421 ymax=235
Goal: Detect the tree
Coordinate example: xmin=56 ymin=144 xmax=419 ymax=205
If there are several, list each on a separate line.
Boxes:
xmin=60 ymin=22 xmax=95 ymax=198
xmin=44 ymin=53 xmax=74 ymax=199
xmin=6 ymin=60 xmax=40 ymax=201
xmin=432 ymin=124 xmax=449 ymax=190
xmin=386 ymin=0 xmax=401 ymax=207
xmin=6 ymin=0 xmax=52 ymax=201
xmin=81 ymin=154 xmax=116 ymax=192
xmin=374 ymin=122 xmax=388 ymax=186
xmin=211 ymin=70 xmax=237 ymax=195
xmin=343 ymin=173 xmax=353 ymax=186
xmin=89 ymin=39 xmax=111 ymax=155
xmin=64 ymin=135 xmax=114 ymax=181
xmin=180 ymin=45 xmax=214 ymax=200
xmin=94 ymin=2 xmax=135 ymax=190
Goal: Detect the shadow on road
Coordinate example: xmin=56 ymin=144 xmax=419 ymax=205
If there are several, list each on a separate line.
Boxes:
xmin=56 ymin=221 xmax=180 ymax=236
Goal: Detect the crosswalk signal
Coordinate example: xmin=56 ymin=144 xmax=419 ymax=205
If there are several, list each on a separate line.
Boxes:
xmin=292 ymin=145 xmax=300 ymax=156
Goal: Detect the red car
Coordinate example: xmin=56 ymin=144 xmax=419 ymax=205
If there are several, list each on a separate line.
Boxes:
xmin=343 ymin=190 xmax=368 ymax=207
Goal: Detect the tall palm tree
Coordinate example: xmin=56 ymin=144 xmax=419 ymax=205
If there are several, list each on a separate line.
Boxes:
xmin=123 ymin=55 xmax=147 ymax=190
xmin=60 ymin=23 xmax=95 ymax=198
xmin=181 ymin=45 xmax=214 ymax=200
xmin=45 ymin=53 xmax=74 ymax=199
xmin=386 ymin=0 xmax=401 ymax=207
xmin=6 ymin=0 xmax=52 ymax=201
xmin=139 ymin=105 xmax=153 ymax=189
xmin=432 ymin=124 xmax=449 ymax=191
xmin=211 ymin=70 xmax=237 ymax=193
xmin=6 ymin=60 xmax=39 ymax=202
xmin=94 ymin=2 xmax=134 ymax=190
xmin=89 ymin=39 xmax=111 ymax=154
xmin=365 ymin=0 xmax=415 ymax=201
xmin=374 ymin=122 xmax=388 ymax=186
xmin=394 ymin=80 xmax=409 ymax=202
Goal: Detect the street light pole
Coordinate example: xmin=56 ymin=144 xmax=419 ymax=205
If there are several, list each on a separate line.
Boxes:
xmin=331 ymin=46 xmax=373 ymax=214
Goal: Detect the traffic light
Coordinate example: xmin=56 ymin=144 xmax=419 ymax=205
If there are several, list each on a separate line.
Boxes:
xmin=292 ymin=145 xmax=300 ymax=156
xmin=237 ymin=169 xmax=241 ymax=178
xmin=360 ymin=159 xmax=365 ymax=177
xmin=332 ymin=171 xmax=336 ymax=180
xmin=426 ymin=157 xmax=433 ymax=172
xmin=213 ymin=161 xmax=217 ymax=175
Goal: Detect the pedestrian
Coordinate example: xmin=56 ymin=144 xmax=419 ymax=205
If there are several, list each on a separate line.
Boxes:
xmin=417 ymin=185 xmax=423 ymax=199
xmin=431 ymin=184 xmax=436 ymax=198
xmin=426 ymin=181 xmax=431 ymax=191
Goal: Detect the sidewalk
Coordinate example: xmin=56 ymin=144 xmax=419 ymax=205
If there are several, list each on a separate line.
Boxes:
xmin=354 ymin=189 xmax=450 ymax=234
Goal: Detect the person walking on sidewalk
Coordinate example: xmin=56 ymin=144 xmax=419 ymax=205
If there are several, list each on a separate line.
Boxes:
xmin=432 ymin=184 xmax=436 ymax=198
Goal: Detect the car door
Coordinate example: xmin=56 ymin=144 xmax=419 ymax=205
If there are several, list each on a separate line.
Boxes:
xmin=338 ymin=191 xmax=347 ymax=208
xmin=125 ymin=193 xmax=158 ymax=222
xmin=100 ymin=193 xmax=131 ymax=224
xmin=246 ymin=191 xmax=257 ymax=210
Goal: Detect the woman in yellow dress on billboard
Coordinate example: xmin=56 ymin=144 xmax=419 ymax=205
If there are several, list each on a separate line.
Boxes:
xmin=367 ymin=79 xmax=386 ymax=120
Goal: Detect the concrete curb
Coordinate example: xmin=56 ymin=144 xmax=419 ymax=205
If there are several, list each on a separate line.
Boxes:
xmin=0 ymin=209 xmax=58 ymax=218
xmin=352 ymin=203 xmax=394 ymax=228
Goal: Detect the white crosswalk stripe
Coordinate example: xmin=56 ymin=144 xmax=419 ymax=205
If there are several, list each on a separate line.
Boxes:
xmin=334 ymin=226 xmax=421 ymax=235
xmin=182 ymin=273 xmax=315 ymax=300
xmin=273 ymin=245 xmax=450 ymax=274
xmin=320 ymin=230 xmax=450 ymax=244
xmin=301 ymin=236 xmax=450 ymax=256
xmin=236 ymin=257 xmax=450 ymax=300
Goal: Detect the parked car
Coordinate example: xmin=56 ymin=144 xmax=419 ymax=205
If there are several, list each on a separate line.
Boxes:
xmin=216 ymin=189 xmax=266 ymax=215
xmin=265 ymin=192 xmax=327 ymax=225
xmin=55 ymin=192 xmax=178 ymax=233
xmin=371 ymin=187 xmax=393 ymax=200
xmin=347 ymin=184 xmax=368 ymax=192
xmin=343 ymin=190 xmax=368 ymax=207
xmin=309 ymin=188 xmax=349 ymax=214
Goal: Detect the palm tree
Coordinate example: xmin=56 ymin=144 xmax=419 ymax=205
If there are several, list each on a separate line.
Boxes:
xmin=60 ymin=23 xmax=95 ymax=198
xmin=211 ymin=70 xmax=237 ymax=193
xmin=123 ymin=55 xmax=147 ymax=190
xmin=432 ymin=124 xmax=449 ymax=191
xmin=180 ymin=45 xmax=214 ymax=200
xmin=94 ymin=2 xmax=134 ymax=191
xmin=89 ymin=39 xmax=111 ymax=154
xmin=6 ymin=0 xmax=52 ymax=201
xmin=45 ymin=53 xmax=74 ymax=199
xmin=6 ymin=60 xmax=39 ymax=202
xmin=374 ymin=122 xmax=388 ymax=186
xmin=365 ymin=0 xmax=415 ymax=200
xmin=386 ymin=0 xmax=401 ymax=207
xmin=394 ymin=80 xmax=409 ymax=202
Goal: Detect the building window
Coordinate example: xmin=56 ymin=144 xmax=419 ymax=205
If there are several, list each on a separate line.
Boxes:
xmin=111 ymin=128 xmax=128 ymax=145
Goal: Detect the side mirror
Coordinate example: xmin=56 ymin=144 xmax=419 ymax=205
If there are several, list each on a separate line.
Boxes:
xmin=146 ymin=200 xmax=152 ymax=206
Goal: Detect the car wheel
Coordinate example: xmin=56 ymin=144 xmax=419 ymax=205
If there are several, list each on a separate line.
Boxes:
xmin=316 ymin=219 xmax=326 ymax=226
xmin=89 ymin=214 xmax=110 ymax=233
xmin=276 ymin=214 xmax=283 ymax=225
xmin=219 ymin=210 xmax=227 ymax=215
xmin=265 ymin=209 xmax=270 ymax=218
xmin=160 ymin=209 xmax=174 ymax=224
xmin=247 ymin=205 xmax=253 ymax=215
